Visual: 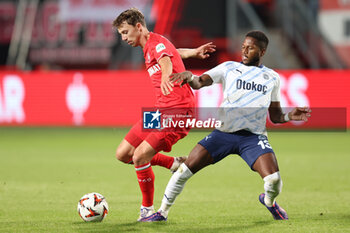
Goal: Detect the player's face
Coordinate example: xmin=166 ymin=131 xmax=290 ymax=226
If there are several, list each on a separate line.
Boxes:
xmin=241 ymin=37 xmax=264 ymax=66
xmin=117 ymin=22 xmax=141 ymax=47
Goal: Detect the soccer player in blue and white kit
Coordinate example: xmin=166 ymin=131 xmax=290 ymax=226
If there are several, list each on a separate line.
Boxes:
xmin=140 ymin=31 xmax=311 ymax=222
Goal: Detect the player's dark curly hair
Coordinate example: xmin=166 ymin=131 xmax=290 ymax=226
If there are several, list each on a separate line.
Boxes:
xmin=113 ymin=8 xmax=146 ymax=28
xmin=245 ymin=31 xmax=269 ymax=50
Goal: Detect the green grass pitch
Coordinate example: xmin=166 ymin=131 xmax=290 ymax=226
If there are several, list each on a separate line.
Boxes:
xmin=0 ymin=127 xmax=350 ymax=233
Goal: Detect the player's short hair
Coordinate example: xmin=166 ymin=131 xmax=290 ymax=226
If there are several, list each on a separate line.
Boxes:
xmin=113 ymin=8 xmax=146 ymax=28
xmin=245 ymin=31 xmax=269 ymax=50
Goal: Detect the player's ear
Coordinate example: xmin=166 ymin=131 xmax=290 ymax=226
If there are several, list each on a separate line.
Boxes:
xmin=136 ymin=22 xmax=143 ymax=31
xmin=260 ymin=48 xmax=266 ymax=57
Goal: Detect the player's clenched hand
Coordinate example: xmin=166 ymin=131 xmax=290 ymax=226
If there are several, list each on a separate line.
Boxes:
xmin=170 ymin=71 xmax=192 ymax=87
xmin=289 ymin=107 xmax=312 ymax=121
xmin=194 ymin=42 xmax=216 ymax=59
xmin=161 ymin=80 xmax=174 ymax=96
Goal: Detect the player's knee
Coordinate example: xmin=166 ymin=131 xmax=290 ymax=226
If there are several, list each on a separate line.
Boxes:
xmin=115 ymin=147 xmax=132 ymax=164
xmin=132 ymin=146 xmax=147 ymax=165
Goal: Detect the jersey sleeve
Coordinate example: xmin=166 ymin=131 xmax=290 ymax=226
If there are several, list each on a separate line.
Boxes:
xmin=151 ymin=41 xmax=174 ymax=62
xmin=203 ymin=62 xmax=231 ymax=84
xmin=270 ymin=73 xmax=281 ymax=102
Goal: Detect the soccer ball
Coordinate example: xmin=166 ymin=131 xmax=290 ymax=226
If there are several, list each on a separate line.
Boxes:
xmin=77 ymin=192 xmax=109 ymax=222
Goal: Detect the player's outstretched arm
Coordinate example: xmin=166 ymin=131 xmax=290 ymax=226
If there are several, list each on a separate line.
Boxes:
xmin=269 ymin=102 xmax=311 ymax=123
xmin=287 ymin=107 xmax=312 ymax=122
xmin=159 ymin=56 xmax=174 ymax=96
xmin=177 ymin=42 xmax=216 ymax=60
xmin=170 ymin=71 xmax=213 ymax=90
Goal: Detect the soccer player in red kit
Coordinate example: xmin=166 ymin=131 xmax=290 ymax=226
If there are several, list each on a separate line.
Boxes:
xmin=112 ymin=8 xmax=216 ymax=220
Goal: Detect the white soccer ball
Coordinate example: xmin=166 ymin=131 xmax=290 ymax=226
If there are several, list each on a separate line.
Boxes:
xmin=77 ymin=192 xmax=109 ymax=222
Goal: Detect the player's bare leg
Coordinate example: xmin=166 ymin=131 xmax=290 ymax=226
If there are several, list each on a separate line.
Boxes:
xmin=184 ymin=144 xmax=214 ymax=174
xmin=133 ymin=141 xmax=158 ymax=166
xmin=115 ymin=139 xmax=186 ymax=171
xmin=140 ymin=144 xmax=213 ymax=222
xmin=253 ymin=153 xmax=288 ymax=220
xmin=115 ymin=139 xmax=135 ymax=164
xmin=253 ymin=152 xmax=279 ymax=178
xmin=133 ymin=141 xmax=158 ymax=221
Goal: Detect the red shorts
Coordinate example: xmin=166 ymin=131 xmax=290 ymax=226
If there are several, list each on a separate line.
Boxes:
xmin=125 ymin=119 xmax=190 ymax=152
xmin=125 ymin=107 xmax=193 ymax=152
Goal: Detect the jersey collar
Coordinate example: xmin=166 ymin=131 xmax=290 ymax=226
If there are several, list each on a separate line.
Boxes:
xmin=240 ymin=61 xmax=264 ymax=68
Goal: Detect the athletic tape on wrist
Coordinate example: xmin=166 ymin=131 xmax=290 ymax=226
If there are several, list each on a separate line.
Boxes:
xmin=284 ymin=113 xmax=290 ymax=122
xmin=189 ymin=75 xmax=195 ymax=82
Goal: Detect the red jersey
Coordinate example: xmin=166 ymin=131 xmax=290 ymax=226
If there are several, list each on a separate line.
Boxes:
xmin=143 ymin=32 xmax=195 ymax=108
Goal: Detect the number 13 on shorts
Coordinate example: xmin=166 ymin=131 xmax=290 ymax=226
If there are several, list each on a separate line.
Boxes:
xmin=257 ymin=139 xmax=272 ymax=150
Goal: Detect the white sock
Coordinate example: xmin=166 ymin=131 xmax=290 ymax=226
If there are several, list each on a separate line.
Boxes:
xmin=263 ymin=171 xmax=282 ymax=207
xmin=141 ymin=205 xmax=154 ymax=210
xmin=158 ymin=163 xmax=193 ymax=217
xmin=139 ymin=205 xmax=154 ymax=219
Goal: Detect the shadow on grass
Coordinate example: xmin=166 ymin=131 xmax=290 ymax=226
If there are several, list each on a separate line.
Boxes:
xmin=73 ymin=219 xmax=273 ymax=233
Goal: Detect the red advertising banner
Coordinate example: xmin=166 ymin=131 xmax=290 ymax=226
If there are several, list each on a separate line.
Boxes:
xmin=0 ymin=70 xmax=349 ymax=128
xmin=0 ymin=71 xmax=156 ymax=126
xmin=320 ymin=0 xmax=350 ymax=10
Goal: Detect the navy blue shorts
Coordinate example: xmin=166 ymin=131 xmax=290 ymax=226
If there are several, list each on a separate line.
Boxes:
xmin=198 ymin=129 xmax=275 ymax=170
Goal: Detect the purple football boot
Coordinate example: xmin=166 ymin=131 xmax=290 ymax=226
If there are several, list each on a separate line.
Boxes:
xmin=259 ymin=193 xmax=289 ymax=220
xmin=138 ymin=211 xmax=167 ymax=222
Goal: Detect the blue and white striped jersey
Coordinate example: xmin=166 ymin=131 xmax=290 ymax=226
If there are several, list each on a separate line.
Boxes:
xmin=204 ymin=61 xmax=281 ymax=135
